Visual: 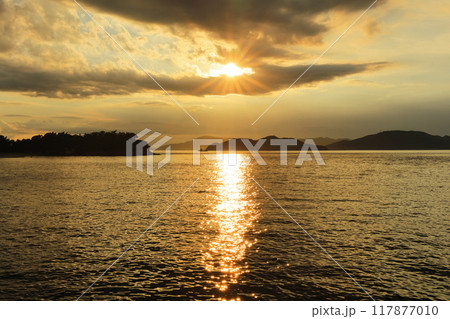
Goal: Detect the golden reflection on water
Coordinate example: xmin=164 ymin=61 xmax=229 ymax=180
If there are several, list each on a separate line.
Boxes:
xmin=202 ymin=154 xmax=259 ymax=296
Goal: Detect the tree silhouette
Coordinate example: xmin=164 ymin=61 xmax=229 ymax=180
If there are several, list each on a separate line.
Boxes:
xmin=0 ymin=131 xmax=136 ymax=156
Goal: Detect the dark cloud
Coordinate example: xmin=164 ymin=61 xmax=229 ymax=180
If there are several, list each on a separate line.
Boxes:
xmin=171 ymin=62 xmax=388 ymax=96
xmin=0 ymin=59 xmax=388 ymax=98
xmin=215 ymin=38 xmax=306 ymax=66
xmin=78 ymin=0 xmax=383 ymax=44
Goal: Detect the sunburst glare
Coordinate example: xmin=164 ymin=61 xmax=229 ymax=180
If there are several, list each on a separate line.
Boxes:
xmin=208 ymin=62 xmax=254 ymax=77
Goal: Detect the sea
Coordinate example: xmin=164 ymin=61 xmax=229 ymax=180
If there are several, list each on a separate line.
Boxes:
xmin=0 ymin=151 xmax=448 ymax=300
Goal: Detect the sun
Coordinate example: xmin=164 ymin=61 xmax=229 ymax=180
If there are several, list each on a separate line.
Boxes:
xmin=208 ymin=62 xmax=253 ymax=77
xmin=222 ymin=63 xmax=247 ymax=77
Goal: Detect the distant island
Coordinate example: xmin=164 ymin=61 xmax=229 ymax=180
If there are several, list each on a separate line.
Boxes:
xmin=327 ymin=131 xmax=450 ymax=150
xmin=1 ymin=130 xmax=449 ymax=157
xmin=205 ymin=136 xmax=328 ymax=151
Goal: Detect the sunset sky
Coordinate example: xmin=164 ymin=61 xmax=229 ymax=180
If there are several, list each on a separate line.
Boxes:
xmin=0 ymin=0 xmax=449 ymax=141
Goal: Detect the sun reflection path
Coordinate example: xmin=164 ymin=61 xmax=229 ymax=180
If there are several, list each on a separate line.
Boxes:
xmin=202 ymin=154 xmax=260 ymax=296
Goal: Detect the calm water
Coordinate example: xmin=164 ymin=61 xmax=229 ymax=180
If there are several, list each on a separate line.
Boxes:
xmin=0 ymin=152 xmax=448 ymax=300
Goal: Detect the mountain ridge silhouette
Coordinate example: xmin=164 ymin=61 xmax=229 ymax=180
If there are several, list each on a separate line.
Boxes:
xmin=1 ymin=130 xmax=449 ymax=156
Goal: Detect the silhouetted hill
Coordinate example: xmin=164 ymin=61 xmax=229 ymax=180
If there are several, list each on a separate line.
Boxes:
xmin=168 ymin=136 xmax=221 ymax=150
xmin=206 ymin=136 xmax=327 ymax=151
xmin=328 ymin=131 xmax=450 ymax=150
xmin=308 ymin=137 xmax=349 ymax=146
xmin=2 ymin=130 xmax=449 ymax=156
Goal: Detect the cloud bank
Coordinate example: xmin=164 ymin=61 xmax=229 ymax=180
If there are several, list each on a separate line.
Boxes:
xmin=0 ymin=0 xmax=387 ymax=98
xmin=0 ymin=60 xmax=387 ymax=98
xmin=79 ymin=0 xmax=382 ymax=44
